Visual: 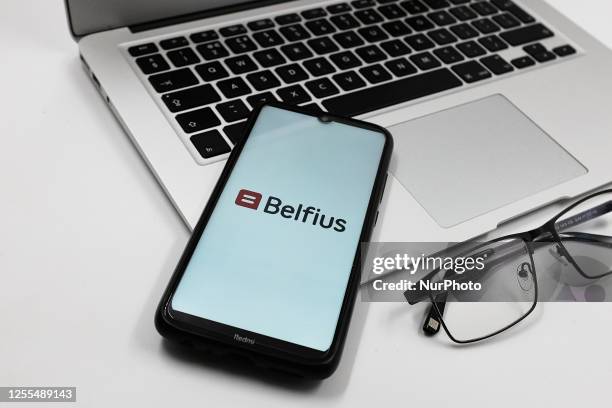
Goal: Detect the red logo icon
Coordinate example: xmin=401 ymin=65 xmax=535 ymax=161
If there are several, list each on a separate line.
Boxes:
xmin=235 ymin=189 xmax=262 ymax=210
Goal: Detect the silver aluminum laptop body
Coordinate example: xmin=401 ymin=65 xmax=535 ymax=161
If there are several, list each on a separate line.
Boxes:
xmin=68 ymin=0 xmax=612 ymax=242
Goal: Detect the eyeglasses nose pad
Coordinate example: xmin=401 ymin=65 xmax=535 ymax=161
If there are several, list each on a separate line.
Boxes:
xmin=516 ymin=262 xmax=534 ymax=291
xmin=422 ymin=304 xmax=442 ymax=336
xmin=548 ymin=244 xmax=570 ymax=266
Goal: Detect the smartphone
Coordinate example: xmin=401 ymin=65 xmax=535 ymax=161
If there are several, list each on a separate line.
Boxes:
xmin=156 ymin=103 xmax=392 ymax=379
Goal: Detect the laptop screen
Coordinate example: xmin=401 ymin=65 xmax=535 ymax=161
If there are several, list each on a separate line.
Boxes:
xmin=66 ymin=0 xmax=289 ymax=37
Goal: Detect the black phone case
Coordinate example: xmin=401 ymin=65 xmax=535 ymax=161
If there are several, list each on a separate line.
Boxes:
xmin=155 ymin=103 xmax=393 ymax=379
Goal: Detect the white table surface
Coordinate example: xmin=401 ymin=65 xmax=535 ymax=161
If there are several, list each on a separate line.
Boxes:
xmin=2 ymin=1 xmax=612 ymax=406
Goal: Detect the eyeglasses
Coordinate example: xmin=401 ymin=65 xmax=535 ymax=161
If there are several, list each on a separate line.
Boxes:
xmin=404 ymin=189 xmax=612 ymax=344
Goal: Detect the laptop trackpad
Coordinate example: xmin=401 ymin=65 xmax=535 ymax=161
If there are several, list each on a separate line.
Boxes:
xmin=389 ymin=94 xmax=587 ymax=228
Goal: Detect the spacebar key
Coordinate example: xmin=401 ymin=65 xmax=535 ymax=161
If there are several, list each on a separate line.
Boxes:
xmin=322 ymin=68 xmax=462 ymax=117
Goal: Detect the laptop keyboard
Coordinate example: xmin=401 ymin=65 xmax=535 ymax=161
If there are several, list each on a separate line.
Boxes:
xmin=126 ymin=0 xmax=577 ymax=163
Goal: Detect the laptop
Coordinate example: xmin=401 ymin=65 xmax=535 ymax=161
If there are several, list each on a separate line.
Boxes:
xmin=67 ymin=0 xmax=612 ymax=242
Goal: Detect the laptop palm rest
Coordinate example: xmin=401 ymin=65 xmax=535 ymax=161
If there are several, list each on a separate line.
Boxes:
xmin=388 ymin=94 xmax=587 ymax=228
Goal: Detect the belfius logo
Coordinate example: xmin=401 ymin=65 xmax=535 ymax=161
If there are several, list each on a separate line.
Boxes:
xmin=235 ymin=189 xmax=347 ymax=232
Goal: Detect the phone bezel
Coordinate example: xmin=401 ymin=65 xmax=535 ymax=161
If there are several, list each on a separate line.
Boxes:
xmin=156 ymin=102 xmax=393 ymax=374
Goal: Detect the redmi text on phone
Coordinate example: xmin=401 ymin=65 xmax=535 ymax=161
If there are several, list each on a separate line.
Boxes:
xmin=235 ymin=189 xmax=347 ymax=232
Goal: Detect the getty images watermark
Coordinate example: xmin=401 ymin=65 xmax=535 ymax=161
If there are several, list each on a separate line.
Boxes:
xmin=360 ymin=242 xmax=612 ymax=302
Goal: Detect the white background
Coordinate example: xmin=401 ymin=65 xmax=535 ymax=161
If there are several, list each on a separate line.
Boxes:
xmin=1 ymin=1 xmax=611 ymax=407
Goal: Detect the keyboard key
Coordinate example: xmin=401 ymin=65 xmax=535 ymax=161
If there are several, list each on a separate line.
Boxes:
xmin=190 ymin=130 xmax=231 ymax=158
xmin=330 ymin=13 xmax=361 ymax=30
xmin=422 ymin=0 xmax=449 ymax=10
xmin=433 ymin=45 xmax=464 ymax=64
xmin=500 ymin=23 xmax=554 ymax=46
xmin=190 ymin=30 xmax=218 ymax=43
xmin=275 ymin=13 xmax=301 ymax=25
xmin=162 ymin=84 xmax=221 ymax=112
xmin=280 ymin=24 xmax=311 ymax=42
xmin=246 ymin=70 xmax=281 ymax=91
xmin=379 ymin=4 xmax=407 ymax=19
xmin=247 ymin=92 xmax=279 ymax=109
xmin=332 ymin=71 xmax=367 ymax=91
xmin=323 ymin=68 xmax=461 ymax=116
xmin=226 ymin=35 xmax=257 ymax=54
xmin=406 ymin=16 xmax=435 ymax=31
xmin=478 ymin=35 xmax=508 ymax=51
xmin=301 ymin=103 xmax=323 ymax=113
xmin=405 ymin=34 xmax=435 ymax=50
xmin=352 ymin=0 xmax=376 ymax=8
xmin=385 ymin=57 xmax=418 ymax=76
xmin=280 ymin=43 xmax=314 ymax=61
xmin=449 ymin=6 xmax=477 ymax=21
xmin=253 ymin=49 xmax=286 ymax=67
xmin=196 ymin=61 xmax=229 ymax=82
xmin=275 ymin=63 xmax=308 ymax=83
xmin=248 ymin=18 xmax=275 ymax=31
xmin=129 ymin=43 xmax=158 ymax=57
xmin=149 ymin=68 xmax=198 ymax=92
xmin=223 ymin=121 xmax=248 ymax=145
xmin=160 ymin=36 xmax=188 ymax=50
xmin=492 ymin=12 xmax=520 ymax=29
xmin=428 ymin=10 xmax=456 ymax=26
xmin=225 ymin=55 xmax=258 ymax=74
xmin=382 ymin=20 xmax=412 ymax=37
xmin=457 ymin=40 xmax=487 ymax=57
xmin=302 ymin=7 xmax=327 ymax=20
xmin=305 ymin=78 xmax=340 ymax=98
xmin=360 ymin=64 xmax=392 ymax=83
xmin=167 ymin=48 xmax=200 ymax=67
xmin=400 ymin=0 xmax=429 ymax=15
xmin=333 ymin=31 xmax=365 ymax=48
xmin=356 ymin=44 xmax=387 ymax=63
xmin=219 ymin=24 xmax=247 ymax=37
xmin=523 ymin=43 xmax=556 ymax=62
xmin=177 ymin=107 xmax=221 ymax=133
xmin=217 ymin=77 xmax=251 ymax=98
xmin=252 ymin=30 xmax=285 ymax=48
xmin=306 ymin=19 xmax=337 ymax=36
xmin=358 ymin=26 xmax=389 ymax=43
xmin=491 ymin=0 xmax=534 ymax=23
xmin=136 ymin=54 xmax=170 ymax=74
xmin=511 ymin=55 xmax=535 ymax=69
xmin=428 ymin=28 xmax=457 ymax=45
xmin=472 ymin=18 xmax=500 ymax=34
xmin=216 ymin=99 xmax=251 ymax=122
xmin=410 ymin=51 xmax=441 ymax=70
xmin=328 ymin=3 xmax=352 ymax=14
xmin=307 ymin=36 xmax=340 ymax=54
xmin=197 ymin=41 xmax=229 ymax=60
xmin=380 ymin=39 xmax=412 ymax=56
xmin=471 ymin=1 xmax=498 ymax=16
xmin=553 ymin=44 xmax=576 ymax=57
xmin=450 ymin=23 xmax=479 ymax=39
xmin=303 ymin=57 xmax=336 ymax=76
xmin=480 ymin=54 xmax=514 ymax=74
xmin=277 ymin=84 xmax=311 ymax=104
xmin=451 ymin=60 xmax=491 ymax=83
xmin=355 ymin=9 xmax=384 ymax=25
xmin=330 ymin=50 xmax=363 ymax=69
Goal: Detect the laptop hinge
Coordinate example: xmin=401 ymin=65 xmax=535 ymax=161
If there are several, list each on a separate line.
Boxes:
xmin=129 ymin=0 xmax=295 ymax=33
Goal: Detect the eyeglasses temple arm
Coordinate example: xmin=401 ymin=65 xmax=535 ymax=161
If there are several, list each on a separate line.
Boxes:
xmin=555 ymin=200 xmax=612 ymax=232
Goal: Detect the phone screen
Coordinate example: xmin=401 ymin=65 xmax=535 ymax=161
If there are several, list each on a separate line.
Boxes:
xmin=171 ymin=106 xmax=386 ymax=352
